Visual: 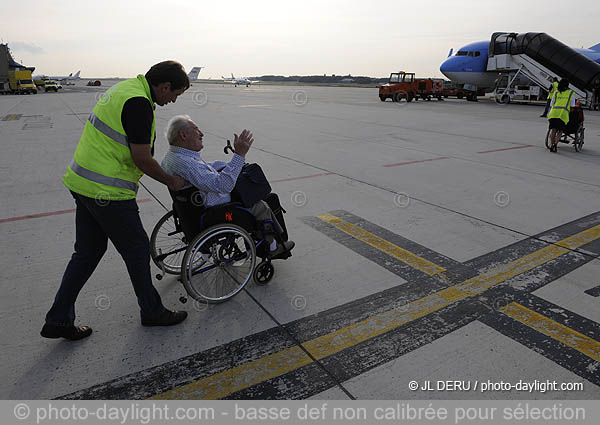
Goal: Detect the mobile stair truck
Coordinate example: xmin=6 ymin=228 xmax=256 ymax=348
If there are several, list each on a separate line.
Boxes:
xmin=487 ymin=32 xmax=600 ymax=107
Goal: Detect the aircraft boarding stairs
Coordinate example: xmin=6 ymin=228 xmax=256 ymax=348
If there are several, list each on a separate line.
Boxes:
xmin=486 ymin=32 xmax=600 ymax=106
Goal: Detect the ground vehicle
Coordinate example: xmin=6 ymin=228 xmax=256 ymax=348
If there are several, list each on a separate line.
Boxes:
xmin=493 ymin=74 xmax=545 ymax=104
xmin=378 ymin=72 xmax=444 ymax=102
xmin=495 ymin=84 xmax=541 ymax=104
xmin=44 ymin=80 xmax=58 ymax=92
xmin=442 ymin=80 xmax=466 ymax=99
xmin=87 ymin=80 xmax=101 ymax=86
xmin=8 ymin=70 xmax=37 ymax=94
xmin=544 ymin=106 xmax=585 ymax=152
xmin=150 ymin=189 xmax=292 ymax=304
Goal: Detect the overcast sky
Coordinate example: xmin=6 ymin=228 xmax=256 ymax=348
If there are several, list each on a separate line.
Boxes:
xmin=3 ymin=0 xmax=598 ymax=79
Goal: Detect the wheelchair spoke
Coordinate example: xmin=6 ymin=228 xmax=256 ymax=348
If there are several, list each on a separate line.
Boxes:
xmin=222 ymin=267 xmax=243 ymax=287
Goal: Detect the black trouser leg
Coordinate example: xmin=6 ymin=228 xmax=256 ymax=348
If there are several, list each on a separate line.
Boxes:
xmin=77 ymin=194 xmax=165 ymax=320
xmin=45 ymin=192 xmax=165 ymax=325
xmin=45 ymin=193 xmax=108 ymax=326
xmin=541 ymin=98 xmax=551 ymax=116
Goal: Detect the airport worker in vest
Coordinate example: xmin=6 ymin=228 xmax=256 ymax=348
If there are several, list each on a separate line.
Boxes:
xmin=540 ymin=77 xmax=558 ymax=117
xmin=547 ymin=78 xmax=575 ymax=152
xmin=41 ymin=61 xmax=190 ymax=341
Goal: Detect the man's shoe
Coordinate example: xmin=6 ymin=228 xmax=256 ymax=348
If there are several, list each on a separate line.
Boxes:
xmin=40 ymin=324 xmax=92 ymax=341
xmin=540 ymin=114 xmax=546 ymax=118
xmin=141 ymin=309 xmax=187 ymax=327
xmin=268 ymin=240 xmax=295 ymax=258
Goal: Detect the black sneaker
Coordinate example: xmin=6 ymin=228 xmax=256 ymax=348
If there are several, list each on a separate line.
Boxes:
xmin=141 ymin=309 xmax=187 ymax=327
xmin=41 ymin=324 xmax=92 ymax=340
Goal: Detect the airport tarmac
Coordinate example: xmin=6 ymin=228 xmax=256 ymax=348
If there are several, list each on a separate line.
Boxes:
xmin=1 ymin=81 xmax=600 ymax=400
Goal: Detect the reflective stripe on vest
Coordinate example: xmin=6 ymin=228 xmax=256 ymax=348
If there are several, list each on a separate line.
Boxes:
xmin=88 ymin=112 xmax=128 ymax=147
xmin=70 ymin=159 xmax=138 ymax=193
xmin=552 ymin=90 xmax=573 ymax=112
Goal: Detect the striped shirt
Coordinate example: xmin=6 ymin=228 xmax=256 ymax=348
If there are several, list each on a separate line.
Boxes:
xmin=161 ymin=145 xmax=245 ymax=207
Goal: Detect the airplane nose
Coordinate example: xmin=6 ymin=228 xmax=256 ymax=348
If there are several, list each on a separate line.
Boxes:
xmin=439 ymin=57 xmax=453 ymax=74
xmin=440 ymin=56 xmax=463 ymax=78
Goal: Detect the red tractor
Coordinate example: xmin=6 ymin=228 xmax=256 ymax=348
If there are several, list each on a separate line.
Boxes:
xmin=378 ymin=72 xmax=444 ymax=102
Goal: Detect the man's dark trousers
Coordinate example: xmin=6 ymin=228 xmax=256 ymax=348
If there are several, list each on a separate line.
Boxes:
xmin=45 ymin=191 xmax=165 ymax=326
xmin=541 ymin=98 xmax=551 ymax=117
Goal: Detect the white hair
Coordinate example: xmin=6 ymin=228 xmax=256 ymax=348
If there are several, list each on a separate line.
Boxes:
xmin=165 ymin=115 xmax=192 ymax=145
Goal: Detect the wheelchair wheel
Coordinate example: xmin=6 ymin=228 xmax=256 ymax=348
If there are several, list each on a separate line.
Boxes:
xmin=182 ymin=224 xmax=256 ymax=303
xmin=253 ymin=261 xmax=274 ymax=285
xmin=574 ymin=127 xmax=585 ymax=152
xmin=150 ymin=211 xmax=187 ymax=275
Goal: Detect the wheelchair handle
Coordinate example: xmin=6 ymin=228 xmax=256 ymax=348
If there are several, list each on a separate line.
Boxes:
xmin=224 ymin=139 xmax=236 ymax=155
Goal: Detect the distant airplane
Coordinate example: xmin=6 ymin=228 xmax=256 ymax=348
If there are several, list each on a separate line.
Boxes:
xmin=34 ymin=71 xmax=81 ymax=85
xmin=440 ymin=34 xmax=600 ymax=97
xmin=188 ymin=66 xmax=204 ymax=81
xmin=50 ymin=71 xmax=81 ymax=81
xmin=221 ymin=73 xmax=256 ymax=87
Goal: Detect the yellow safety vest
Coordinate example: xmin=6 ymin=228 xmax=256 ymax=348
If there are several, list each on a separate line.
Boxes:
xmin=548 ymin=90 xmax=574 ymax=125
xmin=547 ymin=81 xmax=558 ymax=100
xmin=62 ymin=75 xmax=156 ymax=200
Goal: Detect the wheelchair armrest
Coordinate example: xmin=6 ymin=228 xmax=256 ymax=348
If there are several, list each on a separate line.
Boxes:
xmin=207 ymin=201 xmax=243 ymax=211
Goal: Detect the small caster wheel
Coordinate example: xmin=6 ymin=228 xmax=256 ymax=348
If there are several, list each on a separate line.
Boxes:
xmin=156 ymin=274 xmax=163 ymax=280
xmin=179 ymin=296 xmax=188 ymax=304
xmin=253 ymin=261 xmax=274 ymax=285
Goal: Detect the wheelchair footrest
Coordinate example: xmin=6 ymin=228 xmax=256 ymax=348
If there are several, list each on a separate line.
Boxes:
xmin=269 ymin=250 xmax=292 ymax=260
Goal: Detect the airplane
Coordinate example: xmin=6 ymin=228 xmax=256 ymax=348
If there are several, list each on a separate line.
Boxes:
xmin=221 ymin=73 xmax=256 ymax=87
xmin=34 ymin=71 xmax=81 ymax=84
xmin=440 ymin=37 xmax=600 ymax=96
xmin=188 ymin=66 xmax=204 ymax=81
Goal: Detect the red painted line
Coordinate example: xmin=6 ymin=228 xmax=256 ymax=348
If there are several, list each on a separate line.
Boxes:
xmin=477 ymin=145 xmax=533 ymax=154
xmin=272 ymin=172 xmax=334 ymax=183
xmin=0 ymin=198 xmax=153 ymax=224
xmin=383 ymin=156 xmax=449 ymax=167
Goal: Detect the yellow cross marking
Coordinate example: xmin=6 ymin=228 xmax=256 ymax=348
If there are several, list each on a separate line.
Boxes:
xmin=150 ymin=221 xmax=600 ymax=399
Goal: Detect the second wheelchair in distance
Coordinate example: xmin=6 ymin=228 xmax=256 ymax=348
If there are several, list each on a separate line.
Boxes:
xmin=545 ymin=106 xmax=585 ymax=152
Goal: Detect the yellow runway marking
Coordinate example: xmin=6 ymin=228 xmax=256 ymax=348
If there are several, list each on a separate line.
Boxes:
xmin=500 ymin=302 xmax=600 ymax=361
xmin=151 ymin=222 xmax=600 ymax=399
xmin=454 ymin=224 xmax=600 ymax=296
xmin=152 ymin=346 xmax=312 ymax=400
xmin=317 ymin=213 xmax=446 ymax=276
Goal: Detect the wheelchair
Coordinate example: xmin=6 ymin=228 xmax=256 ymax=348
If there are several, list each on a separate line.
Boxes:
xmin=150 ymin=187 xmax=291 ymax=304
xmin=545 ymin=106 xmax=585 ymax=152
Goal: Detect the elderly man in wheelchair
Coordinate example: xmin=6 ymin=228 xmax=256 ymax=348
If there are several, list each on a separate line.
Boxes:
xmin=150 ymin=115 xmax=294 ymax=304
